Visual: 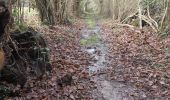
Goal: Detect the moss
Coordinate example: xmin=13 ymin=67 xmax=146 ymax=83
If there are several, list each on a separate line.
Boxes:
xmin=85 ymin=18 xmax=96 ymax=28
xmin=131 ymin=19 xmax=139 ymax=27
xmin=80 ymin=35 xmax=99 ymax=46
xmin=80 ymin=39 xmax=88 ymax=45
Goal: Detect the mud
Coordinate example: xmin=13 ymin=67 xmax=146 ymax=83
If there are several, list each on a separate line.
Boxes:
xmin=80 ymin=21 xmax=147 ymax=100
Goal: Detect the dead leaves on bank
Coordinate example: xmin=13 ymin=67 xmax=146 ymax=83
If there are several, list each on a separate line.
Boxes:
xmin=101 ymin=25 xmax=170 ymax=99
xmin=10 ymin=24 xmax=95 ymax=100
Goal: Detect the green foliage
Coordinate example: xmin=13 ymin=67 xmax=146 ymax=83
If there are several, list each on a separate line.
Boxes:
xmin=142 ymin=0 xmax=156 ymax=5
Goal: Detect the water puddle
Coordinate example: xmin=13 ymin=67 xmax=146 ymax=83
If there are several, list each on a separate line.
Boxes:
xmin=86 ymin=48 xmax=95 ymax=54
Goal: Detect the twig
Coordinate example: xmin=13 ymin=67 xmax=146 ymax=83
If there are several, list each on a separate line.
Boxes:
xmin=160 ymin=3 xmax=168 ymax=29
xmin=147 ymin=5 xmax=159 ymax=30
xmin=121 ymin=12 xmax=138 ymax=23
xmin=141 ymin=15 xmax=158 ymax=32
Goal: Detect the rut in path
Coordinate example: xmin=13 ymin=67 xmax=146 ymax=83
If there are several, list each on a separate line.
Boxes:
xmin=80 ymin=19 xmax=147 ymax=100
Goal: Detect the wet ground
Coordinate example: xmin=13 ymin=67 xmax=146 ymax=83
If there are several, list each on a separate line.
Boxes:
xmin=80 ymin=20 xmax=147 ymax=100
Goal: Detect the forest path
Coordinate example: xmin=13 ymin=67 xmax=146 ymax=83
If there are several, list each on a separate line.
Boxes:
xmin=9 ymin=18 xmax=169 ymax=100
xmin=80 ymin=18 xmax=146 ymax=100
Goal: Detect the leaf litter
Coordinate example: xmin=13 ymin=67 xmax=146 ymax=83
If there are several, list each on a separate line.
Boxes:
xmin=100 ymin=23 xmax=170 ymax=99
xmin=8 ymin=20 xmax=170 ymax=100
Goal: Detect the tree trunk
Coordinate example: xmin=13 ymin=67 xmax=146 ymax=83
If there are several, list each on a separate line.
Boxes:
xmin=165 ymin=0 xmax=170 ymax=33
xmin=138 ymin=0 xmax=142 ymax=29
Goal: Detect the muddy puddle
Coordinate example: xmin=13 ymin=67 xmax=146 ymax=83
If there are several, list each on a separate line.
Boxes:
xmin=80 ymin=23 xmax=147 ymax=100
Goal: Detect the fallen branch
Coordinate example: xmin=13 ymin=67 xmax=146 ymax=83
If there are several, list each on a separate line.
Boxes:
xmin=121 ymin=12 xmax=138 ymax=23
xmin=115 ymin=23 xmax=135 ymax=29
xmin=141 ymin=15 xmax=158 ymax=32
xmin=147 ymin=5 xmax=159 ymax=30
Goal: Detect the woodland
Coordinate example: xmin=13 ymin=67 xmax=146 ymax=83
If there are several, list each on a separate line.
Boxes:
xmin=0 ymin=0 xmax=170 ymax=100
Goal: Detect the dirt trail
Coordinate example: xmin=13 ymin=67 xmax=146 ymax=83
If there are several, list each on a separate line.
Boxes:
xmin=80 ymin=19 xmax=146 ymax=100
